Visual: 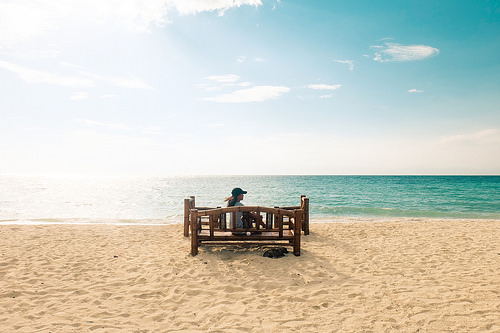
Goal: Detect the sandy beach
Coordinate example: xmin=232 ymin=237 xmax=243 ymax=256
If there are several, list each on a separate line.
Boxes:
xmin=1 ymin=219 xmax=499 ymax=332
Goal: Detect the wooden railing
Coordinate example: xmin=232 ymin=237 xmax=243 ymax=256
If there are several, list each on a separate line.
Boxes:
xmin=275 ymin=195 xmax=310 ymax=235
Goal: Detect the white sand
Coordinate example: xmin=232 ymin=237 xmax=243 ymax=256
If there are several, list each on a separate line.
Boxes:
xmin=1 ymin=220 xmax=499 ymax=332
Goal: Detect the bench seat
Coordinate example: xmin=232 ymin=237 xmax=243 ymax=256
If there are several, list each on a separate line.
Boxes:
xmin=197 ymin=229 xmax=295 ymax=240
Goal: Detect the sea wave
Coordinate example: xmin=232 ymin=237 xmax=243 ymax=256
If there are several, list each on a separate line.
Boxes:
xmin=0 ymin=217 xmax=182 ymax=226
xmin=314 ymin=205 xmax=500 ymax=220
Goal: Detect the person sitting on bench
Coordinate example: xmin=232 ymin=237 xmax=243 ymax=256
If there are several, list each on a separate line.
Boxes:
xmin=224 ymin=187 xmax=263 ymax=231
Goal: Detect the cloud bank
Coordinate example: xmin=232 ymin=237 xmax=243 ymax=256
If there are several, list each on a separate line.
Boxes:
xmin=0 ymin=0 xmax=263 ymax=46
xmin=168 ymin=0 xmax=262 ymax=16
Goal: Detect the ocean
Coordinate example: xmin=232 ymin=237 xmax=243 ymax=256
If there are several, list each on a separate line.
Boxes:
xmin=1 ymin=175 xmax=499 ymax=225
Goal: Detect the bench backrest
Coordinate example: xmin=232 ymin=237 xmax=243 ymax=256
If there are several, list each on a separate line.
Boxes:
xmin=190 ymin=206 xmax=303 ymax=238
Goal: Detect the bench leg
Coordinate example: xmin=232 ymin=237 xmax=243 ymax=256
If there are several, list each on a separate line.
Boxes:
xmin=184 ymin=219 xmax=190 ymax=237
xmin=190 ymin=211 xmax=198 ymax=256
xmin=190 ymin=232 xmax=198 ymax=256
xmin=184 ymin=198 xmax=190 ymax=237
xmin=191 ymin=235 xmax=198 ymax=256
xmin=293 ymin=242 xmax=300 ymax=256
xmin=293 ymin=212 xmax=302 ymax=256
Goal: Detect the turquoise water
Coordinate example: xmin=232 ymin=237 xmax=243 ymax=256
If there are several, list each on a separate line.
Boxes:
xmin=1 ymin=175 xmax=499 ymax=224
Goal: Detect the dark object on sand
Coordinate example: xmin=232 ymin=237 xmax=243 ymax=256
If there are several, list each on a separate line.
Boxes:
xmin=263 ymin=247 xmax=289 ymax=259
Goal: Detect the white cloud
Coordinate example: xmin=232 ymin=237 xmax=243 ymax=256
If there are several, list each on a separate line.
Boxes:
xmin=204 ymin=85 xmax=290 ymax=103
xmin=140 ymin=126 xmax=164 ymax=135
xmin=105 ymin=0 xmax=170 ymax=32
xmin=235 ymin=81 xmax=252 ymax=87
xmin=372 ymin=43 xmax=439 ymax=62
xmin=237 ymin=55 xmax=266 ymax=63
xmin=70 ymin=92 xmax=89 ymax=101
xmin=168 ymin=0 xmax=262 ymax=16
xmin=306 ymin=84 xmax=342 ymax=91
xmin=0 ymin=49 xmax=61 ymax=60
xmin=408 ymin=89 xmax=423 ymax=93
xmin=61 ymin=63 xmax=152 ymax=89
xmin=101 ymin=94 xmax=118 ymax=99
xmin=199 ymin=74 xmax=250 ymax=91
xmin=0 ymin=2 xmax=60 ymax=46
xmin=0 ymin=0 xmax=169 ymax=45
xmin=77 ymin=70 xmax=153 ymax=89
xmin=0 ymin=0 xmax=263 ymax=47
xmin=439 ymin=129 xmax=500 ymax=145
xmin=334 ymin=59 xmax=354 ymax=71
xmin=0 ymin=60 xmax=94 ymax=87
xmin=206 ymin=74 xmax=240 ymax=83
xmin=77 ymin=118 xmax=129 ymax=130
xmin=195 ymin=83 xmax=222 ymax=91
xmin=0 ymin=60 xmax=152 ymax=89
xmin=59 ymin=62 xmax=84 ymax=70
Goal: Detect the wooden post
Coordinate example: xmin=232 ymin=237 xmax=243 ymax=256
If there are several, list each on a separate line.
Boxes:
xmin=293 ymin=209 xmax=302 ymax=256
xmin=209 ymin=214 xmax=214 ymax=238
xmin=301 ymin=196 xmax=310 ymax=235
xmin=277 ymin=211 xmax=283 ymax=238
xmin=183 ymin=198 xmax=190 ymax=237
xmin=190 ymin=209 xmax=198 ymax=256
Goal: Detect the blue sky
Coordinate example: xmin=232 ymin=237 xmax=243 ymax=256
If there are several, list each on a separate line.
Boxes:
xmin=1 ymin=0 xmax=499 ymax=175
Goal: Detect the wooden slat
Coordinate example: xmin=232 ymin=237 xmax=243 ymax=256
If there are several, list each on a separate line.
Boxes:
xmin=209 ymin=214 xmax=214 ymax=238
xmin=220 ymin=212 xmax=226 ymax=230
xmin=197 ymin=230 xmax=294 ymax=237
xmin=266 ymin=212 xmax=273 ymax=229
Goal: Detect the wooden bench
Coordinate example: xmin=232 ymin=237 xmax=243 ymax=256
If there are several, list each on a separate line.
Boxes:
xmin=189 ymin=206 xmax=303 ymax=256
xmin=183 ymin=195 xmax=310 ymax=237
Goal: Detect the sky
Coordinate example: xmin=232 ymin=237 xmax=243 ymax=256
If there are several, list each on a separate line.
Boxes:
xmin=1 ymin=0 xmax=499 ymax=175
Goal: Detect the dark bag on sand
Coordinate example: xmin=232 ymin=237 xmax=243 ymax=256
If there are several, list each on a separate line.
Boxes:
xmin=263 ymin=247 xmax=288 ymax=259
